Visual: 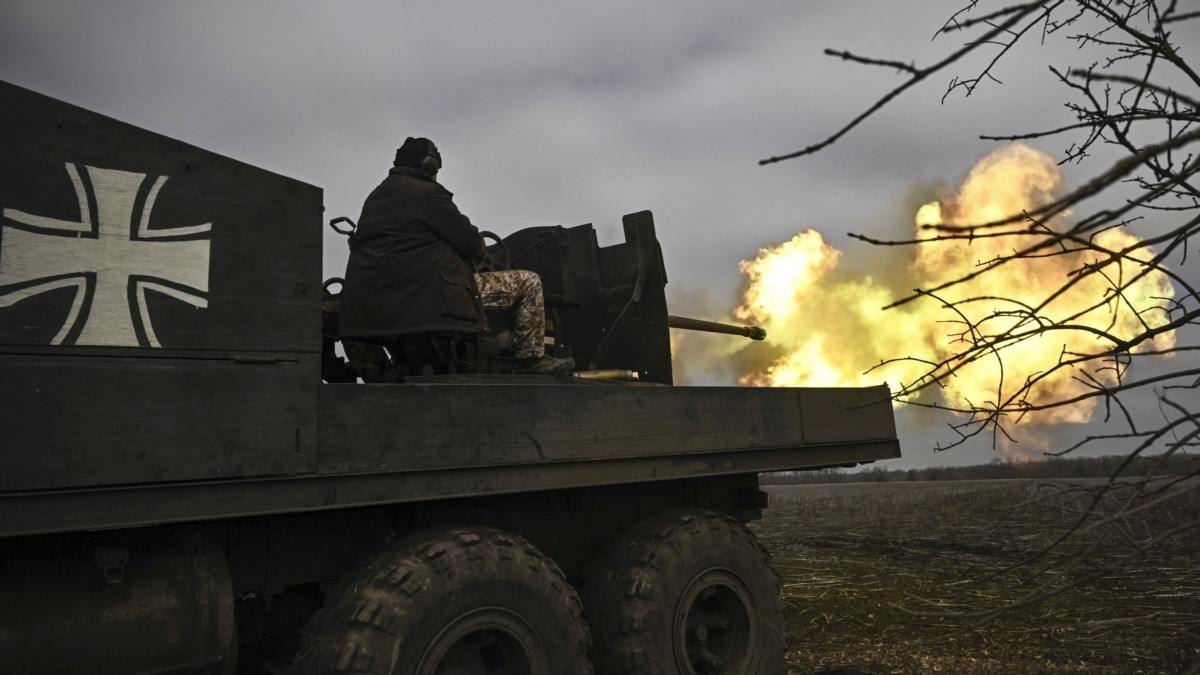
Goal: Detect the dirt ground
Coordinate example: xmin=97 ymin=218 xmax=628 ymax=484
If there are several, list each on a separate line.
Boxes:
xmin=751 ymin=480 xmax=1200 ymax=675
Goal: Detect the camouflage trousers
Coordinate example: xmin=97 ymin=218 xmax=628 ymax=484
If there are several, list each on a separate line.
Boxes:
xmin=474 ymin=269 xmax=545 ymax=359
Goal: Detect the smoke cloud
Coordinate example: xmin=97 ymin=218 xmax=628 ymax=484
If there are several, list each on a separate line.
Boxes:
xmin=672 ymin=144 xmax=1179 ymax=458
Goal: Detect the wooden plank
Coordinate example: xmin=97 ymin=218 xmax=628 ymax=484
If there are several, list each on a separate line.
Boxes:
xmin=0 ymin=439 xmax=900 ymax=538
xmin=798 ymin=386 xmax=897 ymax=444
xmin=0 ymin=354 xmax=319 ymax=491
xmin=318 ymin=383 xmax=895 ymax=473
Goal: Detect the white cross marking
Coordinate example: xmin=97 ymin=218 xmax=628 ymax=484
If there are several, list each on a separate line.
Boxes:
xmin=0 ymin=164 xmax=211 ymax=347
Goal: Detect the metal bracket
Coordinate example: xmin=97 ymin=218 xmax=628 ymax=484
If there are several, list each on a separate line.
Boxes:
xmin=92 ymin=545 xmax=129 ymax=584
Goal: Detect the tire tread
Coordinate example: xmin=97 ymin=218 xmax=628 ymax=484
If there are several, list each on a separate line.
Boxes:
xmin=294 ymin=526 xmax=592 ymax=674
xmin=584 ymin=508 xmax=786 ymax=675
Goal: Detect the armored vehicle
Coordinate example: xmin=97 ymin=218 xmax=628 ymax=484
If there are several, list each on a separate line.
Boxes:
xmin=0 ymin=80 xmax=900 ymax=674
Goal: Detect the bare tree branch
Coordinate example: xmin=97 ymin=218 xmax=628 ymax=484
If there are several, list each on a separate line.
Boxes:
xmin=767 ymin=0 xmax=1200 ymax=650
xmin=758 ymin=2 xmax=1051 ymax=165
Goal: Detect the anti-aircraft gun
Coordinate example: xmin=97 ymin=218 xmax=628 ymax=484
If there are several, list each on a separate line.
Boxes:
xmin=0 ymin=80 xmax=900 ymax=675
xmin=322 ymin=212 xmax=769 ymax=384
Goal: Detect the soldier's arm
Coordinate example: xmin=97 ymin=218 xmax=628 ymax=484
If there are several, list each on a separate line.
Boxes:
xmin=425 ymin=186 xmax=485 ymax=264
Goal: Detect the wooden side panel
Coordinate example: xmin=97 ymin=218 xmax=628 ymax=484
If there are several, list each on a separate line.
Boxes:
xmin=0 ymin=80 xmax=323 ymax=353
xmin=0 ymin=354 xmax=319 ymax=491
xmin=318 ymin=383 xmax=895 ymax=473
xmin=0 ymin=439 xmax=901 ymax=538
xmin=0 ymin=80 xmax=323 ymax=492
xmin=0 ymin=382 xmax=899 ymax=535
xmin=798 ymin=386 xmax=897 ymax=445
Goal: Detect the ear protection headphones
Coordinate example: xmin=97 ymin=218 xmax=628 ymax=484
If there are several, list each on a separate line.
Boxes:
xmin=417 ymin=138 xmax=441 ymax=178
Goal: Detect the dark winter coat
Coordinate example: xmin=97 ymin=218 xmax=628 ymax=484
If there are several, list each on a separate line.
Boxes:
xmin=339 ymin=167 xmax=487 ymax=340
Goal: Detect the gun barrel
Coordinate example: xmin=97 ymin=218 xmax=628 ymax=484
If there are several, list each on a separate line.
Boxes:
xmin=667 ymin=315 xmax=767 ymax=341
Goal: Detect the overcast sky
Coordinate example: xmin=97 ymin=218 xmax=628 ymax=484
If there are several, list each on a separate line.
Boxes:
xmin=2 ymin=2 xmax=1194 ymax=470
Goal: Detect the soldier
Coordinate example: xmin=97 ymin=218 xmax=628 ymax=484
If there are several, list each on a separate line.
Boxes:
xmin=339 ymin=137 xmax=574 ymax=375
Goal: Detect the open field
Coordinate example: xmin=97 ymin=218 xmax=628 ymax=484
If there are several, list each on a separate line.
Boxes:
xmin=752 ymin=480 xmax=1200 ymax=675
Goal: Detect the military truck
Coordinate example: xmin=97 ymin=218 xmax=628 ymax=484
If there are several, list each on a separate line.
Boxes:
xmin=0 ymin=80 xmax=900 ymax=675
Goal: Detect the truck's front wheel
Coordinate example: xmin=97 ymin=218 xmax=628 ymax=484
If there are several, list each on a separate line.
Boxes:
xmin=582 ymin=508 xmax=786 ymax=675
xmin=293 ymin=526 xmax=592 ymax=675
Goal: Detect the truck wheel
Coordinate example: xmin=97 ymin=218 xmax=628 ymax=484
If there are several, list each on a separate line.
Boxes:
xmin=293 ymin=526 xmax=592 ymax=675
xmin=582 ymin=508 xmax=786 ymax=675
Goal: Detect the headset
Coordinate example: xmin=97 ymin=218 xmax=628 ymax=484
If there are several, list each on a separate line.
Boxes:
xmin=417 ymin=138 xmax=441 ymax=178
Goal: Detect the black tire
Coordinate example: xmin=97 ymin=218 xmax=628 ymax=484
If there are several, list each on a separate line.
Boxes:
xmin=293 ymin=526 xmax=592 ymax=675
xmin=582 ymin=509 xmax=786 ymax=675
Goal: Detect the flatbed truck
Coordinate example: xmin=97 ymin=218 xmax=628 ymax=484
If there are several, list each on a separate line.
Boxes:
xmin=0 ymin=80 xmax=899 ymax=675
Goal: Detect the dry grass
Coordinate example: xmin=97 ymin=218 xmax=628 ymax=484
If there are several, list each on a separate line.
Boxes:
xmin=752 ymin=479 xmax=1200 ymax=675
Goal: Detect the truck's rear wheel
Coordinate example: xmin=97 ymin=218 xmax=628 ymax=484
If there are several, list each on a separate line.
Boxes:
xmin=293 ymin=526 xmax=592 ymax=675
xmin=582 ymin=508 xmax=786 ymax=675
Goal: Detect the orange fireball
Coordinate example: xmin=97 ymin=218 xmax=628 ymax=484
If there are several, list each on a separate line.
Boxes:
xmin=729 ymin=143 xmax=1177 ymax=454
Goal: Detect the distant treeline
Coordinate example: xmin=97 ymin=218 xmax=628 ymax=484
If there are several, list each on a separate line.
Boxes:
xmin=762 ymin=454 xmax=1199 ymax=485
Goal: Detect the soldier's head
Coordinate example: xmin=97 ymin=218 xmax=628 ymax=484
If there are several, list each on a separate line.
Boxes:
xmin=394 ymin=137 xmax=442 ymax=179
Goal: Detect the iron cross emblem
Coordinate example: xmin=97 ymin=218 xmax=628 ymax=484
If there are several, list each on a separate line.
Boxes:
xmin=0 ymin=163 xmax=211 ymax=347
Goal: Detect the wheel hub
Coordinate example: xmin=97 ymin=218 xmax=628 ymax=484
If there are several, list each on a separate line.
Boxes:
xmin=675 ymin=569 xmax=757 ymax=674
xmin=419 ymin=607 xmax=547 ymax=675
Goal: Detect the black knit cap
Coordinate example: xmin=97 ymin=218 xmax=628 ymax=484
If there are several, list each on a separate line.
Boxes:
xmin=394 ymin=137 xmax=441 ymax=170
